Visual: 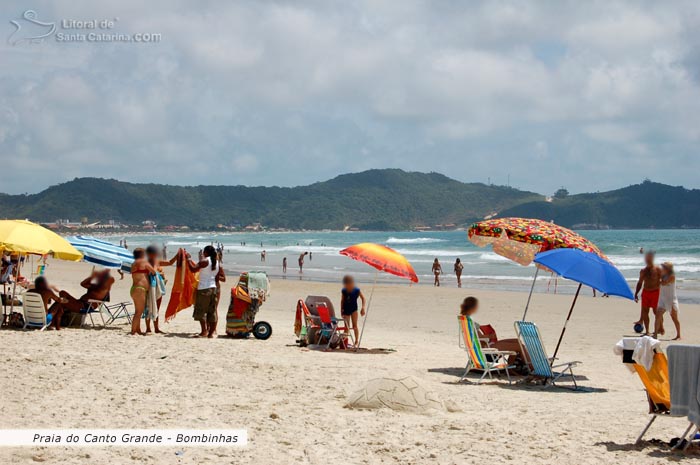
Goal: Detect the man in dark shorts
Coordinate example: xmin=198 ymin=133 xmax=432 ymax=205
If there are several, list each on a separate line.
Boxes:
xmin=634 ymin=251 xmax=662 ymax=335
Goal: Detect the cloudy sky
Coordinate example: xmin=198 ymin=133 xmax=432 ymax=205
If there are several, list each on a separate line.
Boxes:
xmin=1 ymin=0 xmax=699 ymax=195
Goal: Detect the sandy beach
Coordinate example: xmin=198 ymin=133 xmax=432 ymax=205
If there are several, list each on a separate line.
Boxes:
xmin=2 ymin=259 xmax=699 ymax=464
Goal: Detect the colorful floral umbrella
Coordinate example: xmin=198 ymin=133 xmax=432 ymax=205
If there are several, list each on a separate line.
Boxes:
xmin=468 ymin=217 xmax=606 ymax=266
xmin=340 ymin=243 xmax=418 ymax=348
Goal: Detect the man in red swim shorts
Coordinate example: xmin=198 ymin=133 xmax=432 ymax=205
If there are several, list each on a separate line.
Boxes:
xmin=634 ymin=251 xmax=662 ymax=335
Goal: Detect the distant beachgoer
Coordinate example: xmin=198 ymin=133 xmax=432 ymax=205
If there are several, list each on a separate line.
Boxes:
xmin=639 ymin=247 xmax=644 ymax=254
xmin=432 ymin=258 xmax=442 ymax=287
xmin=655 ymin=262 xmax=681 ymax=340
xmin=129 ymin=248 xmax=156 ymax=335
xmin=454 ymin=258 xmax=464 ymax=288
xmin=341 ymin=275 xmax=366 ymax=344
xmin=187 ymin=245 xmax=222 ymax=338
xmin=162 ymin=244 xmax=167 ymax=259
xmin=261 ymin=250 xmax=266 ymax=262
xmin=282 ymin=257 xmax=287 ymax=273
xmin=309 ymin=251 xmax=312 ymax=261
xmin=145 ymin=245 xmax=178 ymax=334
xmin=299 ymin=252 xmax=308 ymax=273
xmin=28 ymin=276 xmax=66 ymax=330
xmin=123 ymin=239 xmax=128 ymax=250
xmin=634 ymin=251 xmax=662 ymax=335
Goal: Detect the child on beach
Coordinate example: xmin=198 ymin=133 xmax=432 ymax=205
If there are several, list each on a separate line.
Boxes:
xmin=432 ymin=258 xmax=442 ymax=287
xmin=654 ymin=262 xmax=681 ymax=340
xmin=340 ymin=275 xmax=366 ymax=344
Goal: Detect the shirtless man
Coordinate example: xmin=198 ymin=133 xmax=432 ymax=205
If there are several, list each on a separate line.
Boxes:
xmin=298 ymin=252 xmax=308 ymax=273
xmin=634 ymin=251 xmax=662 ymax=335
xmin=60 ymin=269 xmax=115 ymax=313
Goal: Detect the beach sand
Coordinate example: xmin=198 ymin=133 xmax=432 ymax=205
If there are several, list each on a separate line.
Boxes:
xmin=2 ymin=260 xmax=699 ymax=464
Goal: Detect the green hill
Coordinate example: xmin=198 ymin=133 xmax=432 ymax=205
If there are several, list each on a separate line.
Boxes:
xmin=0 ymin=169 xmax=542 ymax=230
xmin=498 ymin=180 xmax=700 ymax=229
xmin=1 ymin=173 xmax=698 ymax=230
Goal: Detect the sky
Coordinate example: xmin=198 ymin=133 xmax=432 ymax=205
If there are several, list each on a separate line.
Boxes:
xmin=1 ymin=0 xmax=699 ymax=195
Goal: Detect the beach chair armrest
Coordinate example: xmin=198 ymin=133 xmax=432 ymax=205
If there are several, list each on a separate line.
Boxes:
xmin=551 ymin=361 xmax=581 ymax=369
xmin=481 ymin=348 xmax=516 ymax=356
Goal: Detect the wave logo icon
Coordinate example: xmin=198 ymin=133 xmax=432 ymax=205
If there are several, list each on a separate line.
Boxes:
xmin=8 ymin=10 xmax=56 ymax=45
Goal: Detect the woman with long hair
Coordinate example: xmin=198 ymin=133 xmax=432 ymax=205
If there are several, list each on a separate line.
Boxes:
xmin=187 ymin=245 xmax=225 ymax=338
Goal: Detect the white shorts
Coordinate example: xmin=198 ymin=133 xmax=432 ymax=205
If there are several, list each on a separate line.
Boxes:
xmin=657 ymin=301 xmax=679 ymax=314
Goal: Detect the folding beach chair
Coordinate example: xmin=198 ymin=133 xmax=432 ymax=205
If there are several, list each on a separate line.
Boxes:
xmin=458 ymin=315 xmax=514 ymax=384
xmin=316 ymin=303 xmax=352 ymax=349
xmin=22 ymin=292 xmax=51 ymax=331
xmin=68 ymin=298 xmax=107 ymax=328
xmin=514 ymin=321 xmax=581 ymax=389
xmin=101 ymin=301 xmax=133 ymax=325
xmin=627 ymin=351 xmax=673 ymax=444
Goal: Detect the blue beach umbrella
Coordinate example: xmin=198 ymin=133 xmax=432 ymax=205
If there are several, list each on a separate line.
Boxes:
xmin=533 ymin=248 xmax=634 ymax=363
xmin=67 ymin=235 xmax=134 ymax=272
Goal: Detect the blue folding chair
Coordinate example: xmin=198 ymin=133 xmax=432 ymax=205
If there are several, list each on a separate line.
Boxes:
xmin=514 ymin=321 xmax=581 ymax=389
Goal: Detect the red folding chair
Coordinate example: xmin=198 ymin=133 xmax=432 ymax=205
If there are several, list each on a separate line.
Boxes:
xmin=316 ymin=303 xmax=351 ymax=349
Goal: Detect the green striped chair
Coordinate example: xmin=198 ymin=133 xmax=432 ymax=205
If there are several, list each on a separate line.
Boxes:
xmin=514 ymin=321 xmax=581 ymax=389
xmin=458 ymin=315 xmax=514 ymax=384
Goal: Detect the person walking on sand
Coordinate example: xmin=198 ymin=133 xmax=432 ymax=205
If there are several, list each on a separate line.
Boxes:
xmin=186 ymin=245 xmax=222 ymax=338
xmin=634 ymin=251 xmax=662 ymax=335
xmin=454 ymin=258 xmax=464 ymax=288
xmin=299 ymin=252 xmax=308 ymax=273
xmin=654 ymin=262 xmax=681 ymax=340
xmin=432 ymin=258 xmax=443 ymax=287
xmin=261 ymin=250 xmax=266 ymax=262
xmin=129 ymin=248 xmax=157 ymax=336
xmin=282 ymin=257 xmax=287 ymax=274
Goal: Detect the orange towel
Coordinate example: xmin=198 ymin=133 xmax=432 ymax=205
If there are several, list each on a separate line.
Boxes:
xmin=164 ymin=253 xmax=198 ymax=322
xmin=634 ymin=352 xmax=671 ymax=410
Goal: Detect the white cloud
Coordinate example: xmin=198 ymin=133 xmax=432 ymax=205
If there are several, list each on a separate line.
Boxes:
xmin=0 ymin=0 xmax=699 ymax=195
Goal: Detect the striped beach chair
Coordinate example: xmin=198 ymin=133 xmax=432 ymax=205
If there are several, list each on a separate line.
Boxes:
xmin=514 ymin=321 xmax=580 ymax=389
xmin=458 ymin=315 xmax=514 ymax=384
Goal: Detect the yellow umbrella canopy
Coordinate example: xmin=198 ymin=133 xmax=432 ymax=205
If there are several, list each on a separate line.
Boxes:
xmin=0 ymin=219 xmax=82 ymax=261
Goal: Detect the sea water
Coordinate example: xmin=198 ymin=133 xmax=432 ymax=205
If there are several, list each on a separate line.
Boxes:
xmin=103 ymin=229 xmax=700 ymax=303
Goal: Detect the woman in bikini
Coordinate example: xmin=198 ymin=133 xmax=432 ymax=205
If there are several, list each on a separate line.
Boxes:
xmin=130 ymin=248 xmax=157 ymax=335
xmin=145 ymin=245 xmax=179 ymax=334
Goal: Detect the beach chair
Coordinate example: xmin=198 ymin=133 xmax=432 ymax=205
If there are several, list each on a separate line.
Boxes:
xmin=102 ymin=301 xmax=133 ymax=325
xmin=316 ymin=303 xmax=352 ymax=349
xmin=629 ymin=351 xmax=672 ymax=444
xmin=458 ymin=315 xmax=514 ymax=384
xmin=22 ymin=292 xmax=51 ymax=331
xmin=67 ymin=298 xmax=108 ymax=328
xmin=514 ymin=321 xmax=580 ymax=389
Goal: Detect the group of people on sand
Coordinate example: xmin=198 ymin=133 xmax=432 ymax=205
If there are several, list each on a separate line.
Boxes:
xmin=431 ymin=258 xmax=464 ymax=288
xmin=634 ymin=250 xmax=681 ymax=340
xmin=26 ymin=269 xmax=115 ymax=330
xmin=128 ymin=245 xmax=225 ymax=338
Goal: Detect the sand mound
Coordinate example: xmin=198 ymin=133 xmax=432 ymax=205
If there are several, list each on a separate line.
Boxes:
xmin=345 ymin=376 xmax=454 ymax=413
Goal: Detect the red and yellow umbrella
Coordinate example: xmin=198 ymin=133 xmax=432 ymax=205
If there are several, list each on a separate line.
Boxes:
xmin=340 ymin=243 xmax=418 ymax=283
xmin=339 ymin=243 xmax=417 ymax=349
xmin=468 ymin=218 xmax=606 ymax=266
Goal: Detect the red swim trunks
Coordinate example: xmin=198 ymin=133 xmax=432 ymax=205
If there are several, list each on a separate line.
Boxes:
xmin=641 ymin=288 xmax=660 ymax=308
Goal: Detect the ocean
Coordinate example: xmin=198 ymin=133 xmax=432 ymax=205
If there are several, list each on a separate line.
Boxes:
xmin=102 ymin=230 xmax=700 ymax=304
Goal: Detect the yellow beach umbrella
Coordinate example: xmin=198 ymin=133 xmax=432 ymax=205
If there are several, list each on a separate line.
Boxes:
xmin=0 ymin=220 xmax=82 ymax=261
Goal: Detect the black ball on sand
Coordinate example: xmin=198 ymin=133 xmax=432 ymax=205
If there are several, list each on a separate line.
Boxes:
xmin=634 ymin=323 xmax=644 ymax=334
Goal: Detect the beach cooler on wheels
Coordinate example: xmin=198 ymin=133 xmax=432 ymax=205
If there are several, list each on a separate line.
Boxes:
xmin=225 ymin=272 xmax=271 ymax=340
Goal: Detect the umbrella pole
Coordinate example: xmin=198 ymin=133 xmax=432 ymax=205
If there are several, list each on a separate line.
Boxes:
xmin=550 ymin=282 xmax=582 ymax=366
xmin=355 ymin=269 xmax=378 ymax=350
xmin=521 ymin=267 xmax=539 ymax=321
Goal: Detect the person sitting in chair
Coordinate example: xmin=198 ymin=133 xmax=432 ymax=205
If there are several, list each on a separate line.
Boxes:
xmin=460 ymin=296 xmax=528 ymax=369
xmin=27 ymin=276 xmax=67 ymax=330
xmin=60 ymin=269 xmax=115 ymax=313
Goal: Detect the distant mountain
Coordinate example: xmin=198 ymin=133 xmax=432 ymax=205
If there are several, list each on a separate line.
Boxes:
xmin=0 ymin=169 xmax=542 ymax=230
xmin=498 ymin=180 xmax=700 ymax=229
xmin=0 ymin=172 xmax=698 ymax=230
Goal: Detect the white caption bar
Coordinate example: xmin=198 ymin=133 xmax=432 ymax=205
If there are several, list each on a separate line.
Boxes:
xmin=0 ymin=429 xmax=247 ymax=447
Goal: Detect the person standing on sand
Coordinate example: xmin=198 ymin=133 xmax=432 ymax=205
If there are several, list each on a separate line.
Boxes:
xmin=432 ymin=258 xmax=442 ymax=287
xmin=655 ymin=262 xmax=681 ymax=340
xmin=634 ymin=251 xmax=662 ymax=335
xmin=282 ymin=257 xmax=287 ymax=273
xmin=129 ymin=248 xmax=157 ymax=336
xmin=299 ymin=252 xmax=308 ymax=273
xmin=145 ymin=245 xmax=179 ymax=334
xmin=187 ymin=245 xmax=222 ymax=338
xmin=454 ymin=258 xmax=464 ymax=288
xmin=261 ymin=250 xmax=266 ymax=262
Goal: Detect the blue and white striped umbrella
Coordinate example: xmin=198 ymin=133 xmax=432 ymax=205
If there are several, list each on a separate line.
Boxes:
xmin=67 ymin=235 xmax=134 ymax=272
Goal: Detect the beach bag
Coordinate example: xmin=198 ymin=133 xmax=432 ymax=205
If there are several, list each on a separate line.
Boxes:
xmin=9 ymin=311 xmax=25 ymax=329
